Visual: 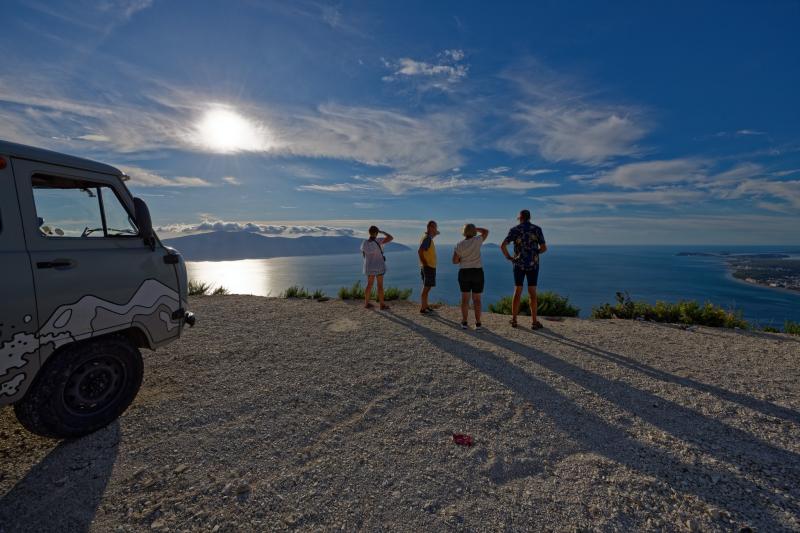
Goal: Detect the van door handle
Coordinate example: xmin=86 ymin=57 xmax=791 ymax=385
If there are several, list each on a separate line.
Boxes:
xmin=37 ymin=259 xmax=74 ymax=269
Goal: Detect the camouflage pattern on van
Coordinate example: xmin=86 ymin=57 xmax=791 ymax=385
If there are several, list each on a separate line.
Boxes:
xmin=0 ymin=278 xmax=180 ymax=400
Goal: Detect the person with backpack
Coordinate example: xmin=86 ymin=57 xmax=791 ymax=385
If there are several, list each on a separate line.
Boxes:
xmin=361 ymin=225 xmax=394 ymax=310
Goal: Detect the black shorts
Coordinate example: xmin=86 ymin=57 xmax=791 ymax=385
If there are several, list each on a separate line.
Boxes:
xmin=420 ymin=266 xmax=437 ymax=287
xmin=513 ymin=265 xmax=539 ymax=287
xmin=458 ymin=268 xmax=484 ymax=294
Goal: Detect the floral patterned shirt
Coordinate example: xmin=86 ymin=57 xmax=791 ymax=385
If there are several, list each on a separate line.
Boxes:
xmin=503 ymin=222 xmax=546 ymax=270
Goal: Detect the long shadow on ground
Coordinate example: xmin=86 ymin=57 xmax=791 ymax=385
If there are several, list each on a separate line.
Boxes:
xmin=0 ymin=422 xmax=120 ymax=533
xmin=531 ymin=327 xmax=800 ymax=425
xmin=379 ymin=312 xmax=799 ymax=531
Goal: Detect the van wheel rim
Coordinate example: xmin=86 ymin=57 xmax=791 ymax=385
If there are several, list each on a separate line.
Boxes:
xmin=64 ymin=356 xmax=125 ymax=415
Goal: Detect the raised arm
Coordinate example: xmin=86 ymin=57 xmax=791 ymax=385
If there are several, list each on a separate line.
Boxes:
xmin=500 ymin=240 xmax=513 ymax=262
xmin=380 ymin=230 xmax=394 ymax=245
xmin=477 ymin=227 xmax=489 ymax=240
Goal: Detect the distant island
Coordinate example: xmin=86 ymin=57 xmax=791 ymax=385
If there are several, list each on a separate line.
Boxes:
xmin=164 ymin=231 xmax=411 ymax=261
xmin=677 ymin=251 xmax=800 ymax=292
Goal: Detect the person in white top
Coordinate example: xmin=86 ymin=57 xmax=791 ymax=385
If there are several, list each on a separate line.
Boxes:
xmin=452 ymin=223 xmax=489 ymax=329
xmin=360 ymin=225 xmax=394 ymax=310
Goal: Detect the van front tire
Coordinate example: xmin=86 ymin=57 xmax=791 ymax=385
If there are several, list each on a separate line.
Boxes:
xmin=14 ymin=337 xmax=143 ymax=439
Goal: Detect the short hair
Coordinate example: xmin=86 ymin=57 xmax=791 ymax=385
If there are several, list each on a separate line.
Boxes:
xmin=519 ymin=209 xmax=531 ymax=222
xmin=368 ymin=225 xmax=379 ymax=237
xmin=462 ymin=223 xmax=477 ymax=238
xmin=427 ymin=220 xmax=437 ymax=228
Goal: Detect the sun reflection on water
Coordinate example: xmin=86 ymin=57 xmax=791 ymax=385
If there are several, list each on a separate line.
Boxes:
xmin=186 ymin=259 xmax=278 ymax=296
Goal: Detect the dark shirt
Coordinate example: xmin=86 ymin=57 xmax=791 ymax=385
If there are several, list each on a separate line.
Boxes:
xmin=503 ymin=221 xmax=546 ymax=270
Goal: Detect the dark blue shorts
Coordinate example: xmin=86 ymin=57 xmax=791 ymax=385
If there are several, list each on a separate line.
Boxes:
xmin=513 ymin=266 xmax=539 ymax=287
xmin=420 ymin=266 xmax=437 ymax=287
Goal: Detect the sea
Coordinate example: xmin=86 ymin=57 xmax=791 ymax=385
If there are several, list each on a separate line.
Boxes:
xmin=186 ymin=245 xmax=800 ymax=327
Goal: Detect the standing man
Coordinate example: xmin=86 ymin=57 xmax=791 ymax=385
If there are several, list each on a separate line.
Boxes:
xmin=418 ymin=220 xmax=439 ymax=314
xmin=500 ymin=209 xmax=548 ymax=329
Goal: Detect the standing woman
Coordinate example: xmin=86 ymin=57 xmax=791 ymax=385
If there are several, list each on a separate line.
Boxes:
xmin=361 ymin=225 xmax=394 ymax=310
xmin=452 ymin=223 xmax=489 ymax=329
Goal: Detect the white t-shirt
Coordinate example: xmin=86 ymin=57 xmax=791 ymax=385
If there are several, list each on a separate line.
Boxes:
xmin=361 ymin=238 xmax=386 ymax=274
xmin=454 ymin=235 xmax=483 ymax=269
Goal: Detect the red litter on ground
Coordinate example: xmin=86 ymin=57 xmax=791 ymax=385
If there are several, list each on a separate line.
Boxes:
xmin=452 ymin=433 xmax=474 ymax=447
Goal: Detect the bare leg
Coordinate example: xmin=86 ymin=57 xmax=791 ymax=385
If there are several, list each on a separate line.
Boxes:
xmin=421 ymin=286 xmax=431 ymax=311
xmin=528 ymin=286 xmax=538 ymax=323
xmin=377 ymin=275 xmax=385 ymax=308
xmin=511 ymin=286 xmax=524 ymax=323
xmin=460 ymin=292 xmax=470 ymax=322
xmin=365 ymin=275 xmax=375 ymax=307
xmin=472 ymin=293 xmax=482 ymax=324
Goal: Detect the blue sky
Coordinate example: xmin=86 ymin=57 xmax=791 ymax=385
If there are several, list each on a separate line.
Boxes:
xmin=2 ymin=0 xmax=799 ymax=244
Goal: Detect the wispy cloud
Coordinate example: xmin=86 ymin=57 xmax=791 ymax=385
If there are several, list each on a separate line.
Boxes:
xmin=382 ymin=49 xmax=468 ymax=92
xmin=286 ymin=103 xmax=470 ymax=174
xmin=498 ymin=63 xmax=649 ymax=165
xmin=0 ymin=77 xmax=470 ymax=175
xmin=592 ymin=158 xmax=710 ymax=188
xmin=538 ymin=189 xmax=705 ymax=210
xmin=120 ymin=166 xmax=213 ymax=187
xmin=300 ymin=172 xmax=558 ymax=195
xmin=222 ymin=176 xmax=241 ymax=186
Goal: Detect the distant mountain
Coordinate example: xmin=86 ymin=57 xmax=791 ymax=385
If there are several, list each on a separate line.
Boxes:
xmin=163 ymin=231 xmax=410 ymax=261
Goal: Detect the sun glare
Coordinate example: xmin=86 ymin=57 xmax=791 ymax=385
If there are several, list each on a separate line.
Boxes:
xmin=196 ymin=107 xmax=273 ymax=153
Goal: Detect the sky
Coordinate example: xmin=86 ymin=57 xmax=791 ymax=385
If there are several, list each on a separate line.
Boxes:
xmin=1 ymin=0 xmax=799 ymax=245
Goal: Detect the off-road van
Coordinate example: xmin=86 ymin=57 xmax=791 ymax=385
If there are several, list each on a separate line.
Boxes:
xmin=0 ymin=140 xmax=194 ymax=438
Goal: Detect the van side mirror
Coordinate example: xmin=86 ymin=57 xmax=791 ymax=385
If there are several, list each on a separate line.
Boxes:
xmin=133 ymin=197 xmax=155 ymax=249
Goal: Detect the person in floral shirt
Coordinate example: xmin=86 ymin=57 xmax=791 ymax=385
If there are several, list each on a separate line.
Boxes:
xmin=500 ymin=209 xmax=548 ymax=329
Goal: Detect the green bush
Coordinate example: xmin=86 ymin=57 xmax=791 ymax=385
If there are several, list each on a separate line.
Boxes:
xmin=283 ymin=285 xmax=311 ymax=298
xmin=590 ymin=291 xmax=749 ymax=329
xmin=211 ymin=286 xmax=230 ymax=295
xmin=338 ymin=280 xmax=412 ymax=301
xmin=488 ymin=291 xmax=579 ymax=317
xmin=188 ymin=280 xmax=212 ymax=296
xmin=762 ymin=326 xmax=781 ymax=333
xmin=282 ymin=286 xmax=330 ymax=300
xmin=785 ymin=321 xmax=800 ymax=335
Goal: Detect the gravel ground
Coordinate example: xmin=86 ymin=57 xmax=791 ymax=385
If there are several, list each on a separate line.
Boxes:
xmin=1 ymin=295 xmax=799 ymax=532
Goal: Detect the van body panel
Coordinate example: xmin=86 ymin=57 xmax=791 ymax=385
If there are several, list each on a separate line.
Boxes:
xmin=10 ymin=158 xmax=182 ymax=372
xmin=0 ymin=153 xmax=40 ymax=404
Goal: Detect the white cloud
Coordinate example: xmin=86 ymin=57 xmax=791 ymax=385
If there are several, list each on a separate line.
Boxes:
xmin=487 ymin=166 xmax=511 ymax=174
xmin=593 ymin=159 xmax=710 ymax=188
xmin=382 ymin=50 xmax=468 ymax=91
xmin=297 ymin=183 xmax=376 ymax=192
xmin=100 ymin=0 xmax=154 ymax=19
xmin=0 ymin=78 xmax=470 ymax=175
xmin=300 ymin=173 xmax=559 ymax=195
xmin=520 ymin=169 xmax=554 ymax=176
xmin=222 ymin=176 xmax=241 ymax=186
xmin=286 ymin=103 xmax=470 ymax=174
xmin=156 ymin=220 xmax=359 ymax=237
xmin=120 ymin=166 xmax=213 ymax=188
xmin=498 ymin=65 xmax=649 ymax=165
xmin=539 ymin=189 xmax=705 ymax=210
xmin=736 ymin=129 xmax=766 ymax=136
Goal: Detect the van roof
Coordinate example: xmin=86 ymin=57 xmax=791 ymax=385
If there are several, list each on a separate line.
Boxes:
xmin=0 ymin=139 xmax=123 ymax=177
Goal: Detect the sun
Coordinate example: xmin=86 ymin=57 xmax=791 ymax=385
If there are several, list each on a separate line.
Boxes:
xmin=196 ymin=106 xmax=273 ymax=153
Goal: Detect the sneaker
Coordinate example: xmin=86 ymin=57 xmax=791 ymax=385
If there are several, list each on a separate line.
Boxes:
xmin=460 ymin=321 xmax=469 ymax=329
xmin=475 ymin=322 xmax=482 ymax=330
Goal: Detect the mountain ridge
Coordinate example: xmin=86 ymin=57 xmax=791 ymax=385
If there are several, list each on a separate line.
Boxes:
xmin=163 ymin=231 xmax=410 ymax=261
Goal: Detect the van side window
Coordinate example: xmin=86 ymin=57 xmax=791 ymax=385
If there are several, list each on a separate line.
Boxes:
xmin=31 ymin=175 xmax=138 ymax=238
